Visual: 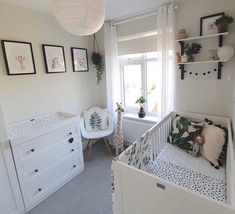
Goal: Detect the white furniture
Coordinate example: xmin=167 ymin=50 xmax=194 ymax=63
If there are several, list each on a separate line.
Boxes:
xmin=0 ymin=106 xmax=25 ymax=214
xmin=8 ymin=112 xmax=84 ymax=212
xmin=80 ymin=107 xmax=113 ymax=160
xmin=112 ymin=111 xmax=235 ymax=214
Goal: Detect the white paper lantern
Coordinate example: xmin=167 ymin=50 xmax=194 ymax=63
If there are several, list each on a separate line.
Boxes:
xmin=51 ymin=0 xmax=105 ymax=36
xmin=217 ymin=45 xmax=234 ymax=61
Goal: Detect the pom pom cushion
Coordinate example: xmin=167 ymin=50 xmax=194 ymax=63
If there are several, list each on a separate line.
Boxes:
xmin=84 ymin=108 xmax=108 ymax=132
xmin=200 ymin=124 xmax=226 ymax=167
xmin=204 ymin=118 xmax=228 ymax=164
xmin=168 ymin=115 xmax=204 ymax=153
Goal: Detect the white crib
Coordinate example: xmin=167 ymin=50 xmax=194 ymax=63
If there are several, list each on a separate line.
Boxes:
xmin=112 ymin=111 xmax=235 ymax=214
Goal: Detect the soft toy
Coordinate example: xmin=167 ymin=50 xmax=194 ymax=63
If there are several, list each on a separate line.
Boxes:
xmin=191 ymin=134 xmax=204 ymax=157
xmin=113 ymin=103 xmax=125 ymax=156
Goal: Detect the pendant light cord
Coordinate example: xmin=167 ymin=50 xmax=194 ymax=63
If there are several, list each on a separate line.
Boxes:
xmin=92 ymin=34 xmax=99 ymax=53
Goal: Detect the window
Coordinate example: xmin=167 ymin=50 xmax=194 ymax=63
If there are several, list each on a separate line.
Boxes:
xmin=120 ymin=52 xmax=161 ymax=116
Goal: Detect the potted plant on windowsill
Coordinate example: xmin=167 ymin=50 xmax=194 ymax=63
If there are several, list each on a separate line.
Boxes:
xmin=136 ymin=96 xmax=146 ymax=118
xmin=215 ymin=15 xmax=234 ymax=33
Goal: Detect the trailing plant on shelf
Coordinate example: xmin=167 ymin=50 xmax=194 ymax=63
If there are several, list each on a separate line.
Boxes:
xmin=136 ymin=96 xmax=146 ymax=118
xmin=184 ymin=43 xmax=202 ymax=62
xmin=92 ymin=34 xmax=104 ymax=85
xmin=215 ymin=15 xmax=234 ymax=33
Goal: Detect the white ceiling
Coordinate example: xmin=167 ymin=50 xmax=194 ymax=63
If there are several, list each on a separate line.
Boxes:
xmin=0 ymin=0 xmax=190 ymax=21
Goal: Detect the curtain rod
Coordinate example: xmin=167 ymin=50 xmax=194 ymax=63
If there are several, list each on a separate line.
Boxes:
xmin=112 ymin=4 xmax=178 ymax=26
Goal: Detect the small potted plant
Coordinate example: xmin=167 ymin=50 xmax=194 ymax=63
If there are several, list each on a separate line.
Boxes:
xmin=136 ymin=96 xmax=146 ymax=118
xmin=215 ymin=15 xmax=234 ymax=33
xmin=184 ymin=42 xmax=202 ymax=62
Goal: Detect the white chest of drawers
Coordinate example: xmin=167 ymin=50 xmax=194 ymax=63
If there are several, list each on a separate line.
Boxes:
xmin=7 ymin=112 xmax=84 ymax=212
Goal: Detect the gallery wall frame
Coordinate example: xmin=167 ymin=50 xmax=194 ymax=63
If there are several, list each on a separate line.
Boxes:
xmin=200 ymin=12 xmax=224 ymax=36
xmin=42 ymin=44 xmax=67 ymax=73
xmin=1 ymin=40 xmax=36 ymax=75
xmin=71 ymin=47 xmax=89 ymax=72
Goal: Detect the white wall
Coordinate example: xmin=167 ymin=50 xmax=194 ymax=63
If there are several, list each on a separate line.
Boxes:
xmin=175 ymin=0 xmax=235 ymax=117
xmin=123 ymin=118 xmax=155 ymax=145
xmin=0 ymin=3 xmax=107 ymax=124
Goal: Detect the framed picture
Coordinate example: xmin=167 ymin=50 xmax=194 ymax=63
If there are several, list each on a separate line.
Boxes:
xmin=1 ymin=40 xmax=36 ymax=75
xmin=71 ymin=47 xmax=89 ymax=72
xmin=42 ymin=44 xmax=66 ymax=73
xmin=200 ymin=12 xmax=224 ymax=36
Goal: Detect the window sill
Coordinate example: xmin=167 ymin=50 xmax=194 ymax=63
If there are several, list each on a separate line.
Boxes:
xmin=123 ymin=113 xmax=159 ymax=124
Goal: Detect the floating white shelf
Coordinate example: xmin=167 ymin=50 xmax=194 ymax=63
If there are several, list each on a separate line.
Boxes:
xmin=176 ymin=32 xmax=229 ymax=42
xmin=178 ymin=59 xmax=227 ymax=65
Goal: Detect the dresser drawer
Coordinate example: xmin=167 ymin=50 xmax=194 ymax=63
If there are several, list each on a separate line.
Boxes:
xmin=17 ymin=141 xmax=79 ymax=181
xmin=21 ymin=151 xmax=83 ymax=209
xmin=12 ymin=125 xmax=79 ymax=166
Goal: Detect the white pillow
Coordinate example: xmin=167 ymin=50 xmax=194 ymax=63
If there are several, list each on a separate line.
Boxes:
xmin=84 ymin=108 xmax=108 ymax=132
xmin=200 ymin=124 xmax=225 ymax=167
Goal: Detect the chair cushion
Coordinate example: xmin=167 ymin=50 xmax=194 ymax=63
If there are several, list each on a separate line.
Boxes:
xmin=84 ymin=108 xmax=108 ymax=132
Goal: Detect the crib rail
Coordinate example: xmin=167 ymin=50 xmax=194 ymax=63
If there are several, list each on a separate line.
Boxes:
xmin=117 ymin=112 xmax=173 ymax=171
xmin=149 ymin=113 xmax=172 ymax=161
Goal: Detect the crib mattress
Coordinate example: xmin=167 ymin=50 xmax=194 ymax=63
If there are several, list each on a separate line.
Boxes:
xmin=150 ymin=143 xmax=226 ymax=202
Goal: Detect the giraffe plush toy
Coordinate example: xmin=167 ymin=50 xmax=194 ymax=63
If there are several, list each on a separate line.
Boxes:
xmin=113 ymin=103 xmax=125 ymax=156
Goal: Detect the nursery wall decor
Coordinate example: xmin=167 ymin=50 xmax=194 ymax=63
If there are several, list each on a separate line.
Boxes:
xmin=1 ymin=40 xmax=36 ymax=75
xmin=200 ymin=13 xmax=224 ymax=36
xmin=42 ymin=44 xmax=66 ymax=73
xmin=177 ymin=32 xmax=229 ymax=79
xmin=71 ymin=47 xmax=89 ymax=72
xmin=92 ymin=34 xmax=104 ymax=85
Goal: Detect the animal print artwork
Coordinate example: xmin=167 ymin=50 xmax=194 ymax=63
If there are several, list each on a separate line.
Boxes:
xmin=16 ymin=55 xmax=26 ymax=70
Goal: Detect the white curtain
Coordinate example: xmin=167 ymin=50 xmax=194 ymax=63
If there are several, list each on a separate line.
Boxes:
xmin=104 ymin=22 xmax=121 ymax=120
xmin=157 ymin=4 xmax=176 ymax=118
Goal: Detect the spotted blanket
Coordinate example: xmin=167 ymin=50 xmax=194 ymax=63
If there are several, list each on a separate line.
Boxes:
xmin=149 ymin=159 xmax=226 ymax=202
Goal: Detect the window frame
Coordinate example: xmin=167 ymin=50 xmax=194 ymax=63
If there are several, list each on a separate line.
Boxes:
xmin=119 ymin=52 xmax=160 ymax=117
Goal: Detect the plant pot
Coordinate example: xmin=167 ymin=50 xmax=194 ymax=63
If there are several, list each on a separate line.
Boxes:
xmin=92 ymin=52 xmax=102 ymax=65
xmin=138 ymin=107 xmax=146 ymax=118
xmin=217 ymin=23 xmax=228 ymax=33
xmin=188 ymin=54 xmax=194 ymax=62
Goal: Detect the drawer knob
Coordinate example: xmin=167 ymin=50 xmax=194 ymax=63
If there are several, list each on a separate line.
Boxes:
xmin=30 ymin=149 xmax=35 ymax=152
xmin=68 ymin=138 xmax=74 ymax=143
xmin=73 ymin=165 xmax=76 ymax=168
xmin=71 ymin=149 xmax=74 ymax=152
xmin=34 ymin=169 xmax=39 ymax=173
xmin=38 ymin=188 xmax=42 ymax=192
xmin=69 ymin=132 xmax=72 ymax=135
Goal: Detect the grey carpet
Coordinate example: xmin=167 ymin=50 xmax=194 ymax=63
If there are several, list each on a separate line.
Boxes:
xmin=27 ymin=142 xmax=113 ymax=214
